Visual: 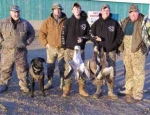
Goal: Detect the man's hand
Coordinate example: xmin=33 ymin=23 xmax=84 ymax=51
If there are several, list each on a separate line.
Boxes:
xmin=46 ymin=44 xmax=50 ymax=49
xmin=77 ymin=37 xmax=83 ymax=43
xmin=95 ymin=36 xmax=101 ymax=41
xmin=116 ymin=49 xmax=121 ymax=58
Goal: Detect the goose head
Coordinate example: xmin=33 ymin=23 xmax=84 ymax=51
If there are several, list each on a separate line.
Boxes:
xmin=74 ymin=45 xmax=81 ymax=55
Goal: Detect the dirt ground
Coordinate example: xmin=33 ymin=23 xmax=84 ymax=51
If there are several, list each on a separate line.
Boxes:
xmin=0 ymin=39 xmax=150 ymax=115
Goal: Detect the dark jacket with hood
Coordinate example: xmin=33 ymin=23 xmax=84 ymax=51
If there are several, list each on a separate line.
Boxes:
xmin=91 ymin=13 xmax=123 ymax=52
xmin=61 ymin=11 xmax=90 ymax=50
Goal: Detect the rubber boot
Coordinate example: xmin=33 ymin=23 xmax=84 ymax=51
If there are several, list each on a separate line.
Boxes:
xmin=62 ymin=78 xmax=72 ymax=97
xmin=59 ymin=77 xmax=64 ymax=90
xmin=77 ymin=79 xmax=89 ymax=97
xmin=19 ymin=78 xmax=30 ymax=93
xmin=106 ymin=79 xmax=118 ymax=100
xmin=44 ymin=77 xmax=53 ymax=90
xmin=92 ymin=79 xmax=103 ymax=99
xmin=44 ymin=63 xmax=55 ymax=90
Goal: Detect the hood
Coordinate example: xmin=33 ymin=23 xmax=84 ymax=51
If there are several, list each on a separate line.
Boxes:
xmin=99 ymin=13 xmax=112 ymax=21
xmin=80 ymin=10 xmax=88 ymax=19
xmin=50 ymin=12 xmax=67 ymax=19
xmin=72 ymin=10 xmax=88 ymax=20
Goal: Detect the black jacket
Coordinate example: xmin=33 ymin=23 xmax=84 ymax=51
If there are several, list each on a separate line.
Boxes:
xmin=91 ymin=13 xmax=123 ymax=52
xmin=61 ymin=11 xmax=90 ymax=50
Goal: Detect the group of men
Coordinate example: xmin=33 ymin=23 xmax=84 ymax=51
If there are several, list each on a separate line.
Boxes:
xmin=0 ymin=2 xmax=150 ymax=103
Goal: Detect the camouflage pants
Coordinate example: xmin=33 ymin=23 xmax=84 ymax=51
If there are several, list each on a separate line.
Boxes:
xmin=0 ymin=48 xmax=28 ymax=88
xmin=64 ymin=48 xmax=85 ymax=82
xmin=46 ymin=46 xmax=65 ymax=79
xmin=123 ymin=35 xmax=147 ymax=100
xmin=103 ymin=51 xmax=116 ymax=90
xmin=104 ymin=50 xmax=116 ymax=76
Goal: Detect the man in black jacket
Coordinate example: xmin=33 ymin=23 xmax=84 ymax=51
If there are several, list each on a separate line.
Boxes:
xmin=90 ymin=4 xmax=123 ymax=99
xmin=61 ymin=3 xmax=90 ymax=97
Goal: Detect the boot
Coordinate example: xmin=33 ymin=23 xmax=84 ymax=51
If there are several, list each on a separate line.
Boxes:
xmin=21 ymin=86 xmax=29 ymax=93
xmin=19 ymin=79 xmax=30 ymax=93
xmin=44 ymin=77 xmax=53 ymax=90
xmin=59 ymin=77 xmax=64 ymax=90
xmin=93 ymin=86 xmax=101 ymax=99
xmin=126 ymin=95 xmax=140 ymax=103
xmin=0 ymin=84 xmax=8 ymax=93
xmin=92 ymin=79 xmax=103 ymax=99
xmin=62 ymin=78 xmax=72 ymax=97
xmin=107 ymin=90 xmax=118 ymax=100
xmin=106 ymin=78 xmax=118 ymax=100
xmin=118 ymin=86 xmax=126 ymax=96
xmin=77 ymin=79 xmax=89 ymax=97
xmin=45 ymin=63 xmax=55 ymax=90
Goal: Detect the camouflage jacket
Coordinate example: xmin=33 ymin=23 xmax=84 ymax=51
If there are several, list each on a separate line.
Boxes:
xmin=119 ymin=14 xmax=150 ymax=53
xmin=142 ymin=16 xmax=150 ymax=49
xmin=0 ymin=17 xmax=35 ymax=49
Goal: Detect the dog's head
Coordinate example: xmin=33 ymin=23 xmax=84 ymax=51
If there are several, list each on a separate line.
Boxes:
xmin=31 ymin=57 xmax=45 ymax=70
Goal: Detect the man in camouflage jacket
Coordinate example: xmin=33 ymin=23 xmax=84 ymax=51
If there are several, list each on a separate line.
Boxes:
xmin=118 ymin=4 xmax=150 ymax=103
xmin=0 ymin=5 xmax=35 ymax=93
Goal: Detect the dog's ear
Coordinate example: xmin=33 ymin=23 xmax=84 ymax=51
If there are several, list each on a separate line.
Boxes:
xmin=31 ymin=59 xmax=35 ymax=64
xmin=40 ymin=58 xmax=45 ymax=63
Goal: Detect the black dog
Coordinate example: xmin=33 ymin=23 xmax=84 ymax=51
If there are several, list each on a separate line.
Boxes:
xmin=29 ymin=57 xmax=45 ymax=97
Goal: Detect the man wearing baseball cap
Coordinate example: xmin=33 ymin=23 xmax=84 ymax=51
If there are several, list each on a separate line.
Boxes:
xmin=39 ymin=3 xmax=67 ymax=90
xmin=90 ymin=4 xmax=123 ymax=100
xmin=61 ymin=2 xmax=90 ymax=97
xmin=118 ymin=4 xmax=150 ymax=103
xmin=0 ymin=5 xmax=35 ymax=93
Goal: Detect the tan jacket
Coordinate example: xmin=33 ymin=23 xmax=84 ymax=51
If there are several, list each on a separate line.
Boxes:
xmin=39 ymin=12 xmax=67 ymax=48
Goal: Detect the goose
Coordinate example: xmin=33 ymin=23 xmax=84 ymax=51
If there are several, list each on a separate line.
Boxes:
xmin=87 ymin=46 xmax=114 ymax=82
xmin=68 ymin=45 xmax=91 ymax=80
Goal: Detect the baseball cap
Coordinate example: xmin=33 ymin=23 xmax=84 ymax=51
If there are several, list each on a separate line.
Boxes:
xmin=129 ymin=4 xmax=139 ymax=13
xmin=10 ymin=5 xmax=20 ymax=11
xmin=51 ymin=3 xmax=63 ymax=10
xmin=101 ymin=4 xmax=110 ymax=10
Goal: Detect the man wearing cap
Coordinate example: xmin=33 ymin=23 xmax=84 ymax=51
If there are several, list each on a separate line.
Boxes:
xmin=39 ymin=3 xmax=67 ymax=90
xmin=61 ymin=2 xmax=90 ymax=97
xmin=90 ymin=4 xmax=123 ymax=100
xmin=0 ymin=5 xmax=35 ymax=93
xmin=118 ymin=4 xmax=150 ymax=103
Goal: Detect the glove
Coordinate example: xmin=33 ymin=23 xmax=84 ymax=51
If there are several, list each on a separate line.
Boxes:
xmin=61 ymin=44 xmax=66 ymax=50
xmin=116 ymin=48 xmax=121 ymax=56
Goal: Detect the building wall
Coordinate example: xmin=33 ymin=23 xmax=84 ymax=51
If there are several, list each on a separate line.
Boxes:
xmin=0 ymin=0 xmax=149 ymax=29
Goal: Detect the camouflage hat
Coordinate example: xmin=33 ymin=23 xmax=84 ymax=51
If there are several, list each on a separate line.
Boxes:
xmin=51 ymin=3 xmax=63 ymax=10
xmin=129 ymin=4 xmax=139 ymax=13
xmin=101 ymin=4 xmax=110 ymax=10
xmin=10 ymin=5 xmax=20 ymax=11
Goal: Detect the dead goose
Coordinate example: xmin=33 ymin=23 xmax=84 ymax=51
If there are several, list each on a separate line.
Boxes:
xmin=87 ymin=46 xmax=116 ymax=99
xmin=68 ymin=45 xmax=90 ymax=80
xmin=87 ymin=46 xmax=114 ymax=82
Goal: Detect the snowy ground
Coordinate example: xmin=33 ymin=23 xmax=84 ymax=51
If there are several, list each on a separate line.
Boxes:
xmin=0 ymin=39 xmax=150 ymax=115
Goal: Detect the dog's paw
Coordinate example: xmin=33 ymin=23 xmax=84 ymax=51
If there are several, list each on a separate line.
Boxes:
xmin=42 ymin=93 xmax=46 ymax=97
xmin=31 ymin=94 xmax=34 ymax=98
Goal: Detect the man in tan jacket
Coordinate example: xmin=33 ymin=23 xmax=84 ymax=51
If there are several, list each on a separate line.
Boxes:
xmin=39 ymin=3 xmax=67 ymax=90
